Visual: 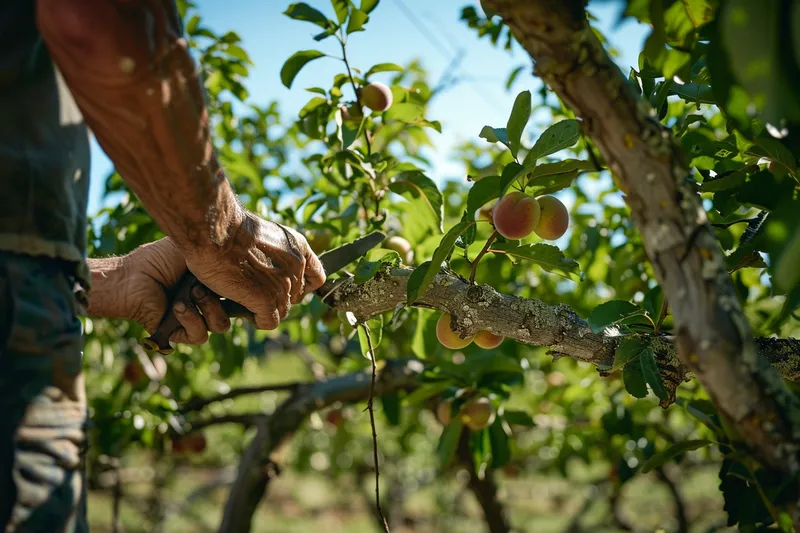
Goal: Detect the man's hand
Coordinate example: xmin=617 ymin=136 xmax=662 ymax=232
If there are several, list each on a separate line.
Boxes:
xmin=184 ymin=212 xmax=327 ymax=330
xmin=86 ymin=238 xmax=232 ymax=345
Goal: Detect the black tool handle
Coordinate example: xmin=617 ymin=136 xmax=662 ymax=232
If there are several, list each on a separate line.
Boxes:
xmin=141 ymin=272 xmax=252 ymax=355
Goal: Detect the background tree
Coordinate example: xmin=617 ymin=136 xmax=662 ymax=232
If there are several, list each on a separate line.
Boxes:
xmin=80 ymin=1 xmax=800 ymax=532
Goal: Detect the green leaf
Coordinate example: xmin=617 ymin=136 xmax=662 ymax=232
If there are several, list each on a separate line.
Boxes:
xmin=670 ymin=83 xmax=716 ymax=104
xmin=360 ymin=0 xmax=380 ymax=14
xmin=366 ymin=63 xmax=404 ymax=77
xmin=466 ymin=174 xmax=516 ymax=218
xmin=280 ymin=50 xmax=325 ymax=88
xmin=749 ymin=137 xmax=797 ymax=175
xmin=389 ymin=171 xmax=444 ymax=233
xmin=346 ymin=9 xmax=369 ymax=33
xmin=640 ymin=346 xmax=669 ymax=402
xmin=640 ymin=440 xmax=714 ymax=473
xmin=612 ymin=337 xmax=651 ymax=372
xmin=502 ymin=410 xmax=535 ymax=427
xmin=284 ymin=3 xmax=332 ymax=29
xmin=506 ymin=90 xmax=531 ymax=158
xmin=437 ymin=419 xmax=464 ymax=468
xmin=353 ymin=252 xmax=401 ymax=284
xmin=623 ymin=360 xmax=648 ymax=399
xmin=357 ymin=316 xmax=384 ymax=359
xmin=525 ymin=159 xmax=595 ymax=196
xmin=407 ymin=221 xmax=475 ymax=304
xmin=700 ymin=169 xmax=746 ymax=192
xmin=736 ymin=170 xmax=795 ymax=211
xmin=479 ymin=126 xmax=509 ymax=147
xmin=523 ymin=120 xmax=581 ymax=165
xmin=411 ymin=308 xmax=439 ymax=360
xmin=587 ymin=300 xmax=644 ymax=334
xmin=489 ymin=421 xmax=511 ymax=468
xmin=384 ymin=103 xmax=425 ymax=122
xmin=488 ymin=242 xmax=582 ymax=281
xmin=381 ymin=393 xmax=401 ymax=426
xmin=643 ymin=285 xmax=665 ymax=321
xmin=330 ymin=0 xmax=349 ymax=23
xmin=298 ymin=96 xmax=328 ymax=118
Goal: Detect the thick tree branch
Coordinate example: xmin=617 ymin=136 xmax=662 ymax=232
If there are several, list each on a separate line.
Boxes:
xmin=465 ymin=0 xmax=800 ymax=480
xmin=218 ymin=358 xmax=422 ymax=533
xmin=325 ymin=268 xmax=800 ymax=404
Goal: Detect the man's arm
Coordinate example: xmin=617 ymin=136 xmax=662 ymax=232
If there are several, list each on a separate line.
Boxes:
xmin=36 ymin=0 xmax=239 ymax=250
xmin=36 ymin=0 xmax=326 ymax=330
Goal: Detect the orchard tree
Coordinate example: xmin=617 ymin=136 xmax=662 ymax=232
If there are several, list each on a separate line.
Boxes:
xmin=82 ymin=1 xmax=800 ymax=532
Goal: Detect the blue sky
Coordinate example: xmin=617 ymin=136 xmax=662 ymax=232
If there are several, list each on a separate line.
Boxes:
xmin=86 ymin=0 xmax=649 ymax=215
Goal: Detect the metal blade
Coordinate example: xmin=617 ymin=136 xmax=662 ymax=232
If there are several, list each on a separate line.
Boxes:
xmin=318 ymin=231 xmax=385 ymax=274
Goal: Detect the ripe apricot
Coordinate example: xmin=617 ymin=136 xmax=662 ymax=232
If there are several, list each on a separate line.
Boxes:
xmin=436 ymin=313 xmax=474 ymax=349
xmin=492 ymin=191 xmax=540 ymax=240
xmin=436 ymin=399 xmax=454 ymax=425
xmin=533 ymin=195 xmax=569 ymax=240
xmin=474 ymin=330 xmax=504 ymax=349
xmin=326 ymin=409 xmax=345 ymax=427
xmin=358 ymin=81 xmax=393 ymax=112
xmin=460 ymin=397 xmax=495 ymax=431
xmin=123 ymin=359 xmax=146 ymax=386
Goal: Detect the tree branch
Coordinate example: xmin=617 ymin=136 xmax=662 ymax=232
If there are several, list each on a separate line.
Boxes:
xmin=180 ymin=383 xmax=301 ymax=413
xmin=323 ymin=268 xmax=800 ymax=404
xmin=218 ymin=358 xmax=422 ymax=533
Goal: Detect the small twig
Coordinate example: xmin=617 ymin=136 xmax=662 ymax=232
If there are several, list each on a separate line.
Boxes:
xmin=180 ymin=383 xmax=301 ymax=413
xmin=470 ymin=231 xmax=499 ymax=284
xmin=339 ymin=34 xmax=371 ymax=155
xmin=655 ymin=298 xmax=669 ymax=334
xmin=361 ymin=324 xmax=391 ymax=532
xmin=179 ymin=413 xmax=264 ymax=434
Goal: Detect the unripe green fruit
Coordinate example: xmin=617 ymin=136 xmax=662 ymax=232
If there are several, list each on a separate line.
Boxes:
xmin=436 ymin=313 xmax=474 ymax=349
xmin=340 ymin=103 xmax=363 ymax=124
xmin=533 ymin=195 xmax=569 ymax=240
xmin=460 ymin=397 xmax=495 ymax=431
xmin=358 ymin=81 xmax=393 ymax=112
xmin=492 ymin=191 xmax=540 ymax=240
xmin=384 ymin=235 xmax=414 ymax=265
xmin=474 ymin=330 xmax=504 ymax=349
xmin=475 ymin=200 xmax=496 ymax=224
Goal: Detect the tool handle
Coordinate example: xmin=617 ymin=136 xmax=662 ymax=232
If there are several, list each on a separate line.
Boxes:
xmin=141 ymin=272 xmax=252 ymax=355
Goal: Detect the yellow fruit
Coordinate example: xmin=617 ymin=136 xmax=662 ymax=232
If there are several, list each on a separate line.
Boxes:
xmin=533 ymin=195 xmax=569 ymax=240
xmin=493 ymin=192 xmax=540 ymax=240
xmin=358 ymin=81 xmax=393 ymax=112
xmin=436 ymin=313 xmax=475 ymax=349
xmin=460 ymin=397 xmax=495 ymax=431
xmin=474 ymin=330 xmax=504 ymax=349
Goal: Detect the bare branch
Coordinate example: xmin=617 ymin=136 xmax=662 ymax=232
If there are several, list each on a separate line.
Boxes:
xmin=218 ymin=358 xmax=422 ymax=533
xmin=180 ymin=383 xmax=301 ymax=413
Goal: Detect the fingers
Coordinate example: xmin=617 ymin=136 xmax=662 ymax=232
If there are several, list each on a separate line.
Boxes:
xmin=172 ymin=301 xmax=209 ymax=345
xmin=170 ymin=286 xmax=232 ymax=345
xmin=191 ymin=285 xmax=231 ymax=333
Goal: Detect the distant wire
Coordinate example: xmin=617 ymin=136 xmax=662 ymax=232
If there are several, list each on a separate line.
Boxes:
xmin=390 ymin=0 xmax=504 ymax=113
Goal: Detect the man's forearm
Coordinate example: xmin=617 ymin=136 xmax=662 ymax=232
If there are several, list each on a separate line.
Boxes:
xmin=84 ymin=257 xmax=127 ymax=319
xmin=36 ymin=0 xmax=242 ymax=253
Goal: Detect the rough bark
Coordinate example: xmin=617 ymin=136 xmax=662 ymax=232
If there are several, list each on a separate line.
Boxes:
xmin=217 ymin=358 xmax=422 ymax=533
xmin=325 ymin=267 xmax=800 ymax=402
xmin=479 ymin=0 xmax=800 ymax=480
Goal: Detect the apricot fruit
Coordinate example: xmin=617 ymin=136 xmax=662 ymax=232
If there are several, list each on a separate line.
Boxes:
xmin=326 ymin=409 xmax=345 ymax=428
xmin=436 ymin=313 xmax=475 ymax=349
xmin=474 ymin=330 xmax=504 ymax=349
xmin=384 ymin=235 xmax=414 ymax=264
xmin=358 ymin=81 xmax=393 ymax=112
xmin=492 ymin=192 xmax=540 ymax=240
xmin=460 ymin=397 xmax=495 ymax=431
xmin=436 ymin=399 xmax=454 ymax=426
xmin=533 ymin=195 xmax=569 ymax=240
xmin=123 ymin=359 xmax=146 ymax=386
xmin=172 ymin=433 xmax=206 ymax=455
